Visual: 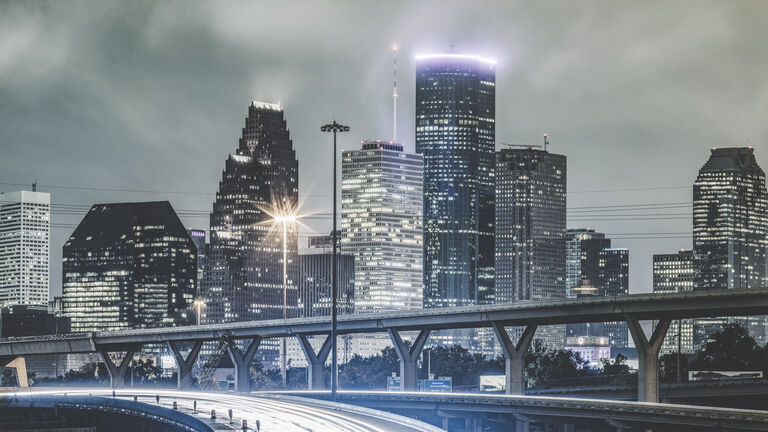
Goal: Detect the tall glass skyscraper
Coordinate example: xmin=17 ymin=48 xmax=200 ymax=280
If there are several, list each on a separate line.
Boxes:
xmin=201 ymin=101 xmax=299 ymax=325
xmin=495 ymin=148 xmax=566 ymax=303
xmin=495 ymin=148 xmax=566 ymax=348
xmin=693 ymin=147 xmax=767 ymax=346
xmin=341 ymin=140 xmax=423 ymax=312
xmin=62 ymin=201 xmax=196 ymax=332
xmin=0 ymin=190 xmax=50 ymax=307
xmin=416 ymin=54 xmax=496 ymax=309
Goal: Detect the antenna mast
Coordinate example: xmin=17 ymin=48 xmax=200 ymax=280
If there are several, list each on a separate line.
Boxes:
xmin=543 ymin=133 xmax=549 ymax=151
xmin=392 ymin=44 xmax=398 ymax=143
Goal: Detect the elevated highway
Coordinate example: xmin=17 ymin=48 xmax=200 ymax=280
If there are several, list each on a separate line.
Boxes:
xmin=1 ymin=288 xmax=767 ymax=403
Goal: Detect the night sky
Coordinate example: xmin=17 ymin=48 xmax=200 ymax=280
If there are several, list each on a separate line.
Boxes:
xmin=2 ymin=1 xmax=767 ymax=297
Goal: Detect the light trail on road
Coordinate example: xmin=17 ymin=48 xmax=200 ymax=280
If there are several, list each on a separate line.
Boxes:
xmin=16 ymin=389 xmax=436 ymax=432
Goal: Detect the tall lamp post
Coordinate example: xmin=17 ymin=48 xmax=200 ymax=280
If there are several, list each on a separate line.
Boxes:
xmin=321 ymin=121 xmax=349 ymax=401
xmin=274 ymin=214 xmax=296 ymax=386
xmin=193 ymin=299 xmax=205 ymax=369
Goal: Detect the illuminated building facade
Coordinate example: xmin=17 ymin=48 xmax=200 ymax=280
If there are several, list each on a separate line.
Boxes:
xmin=416 ymin=54 xmax=495 ymax=309
xmin=201 ymin=101 xmax=299 ymax=325
xmin=598 ymin=248 xmax=629 ymax=348
xmin=693 ymin=147 xmax=767 ymax=345
xmin=495 ymin=148 xmax=566 ymax=348
xmin=653 ymin=250 xmax=694 ymax=354
xmin=187 ymin=228 xmax=206 ymax=295
xmin=0 ymin=191 xmax=50 ymax=307
xmin=566 ymin=229 xmax=611 ymax=299
xmin=62 ymin=201 xmax=196 ymax=332
xmin=298 ymin=232 xmax=354 ymax=317
xmin=341 ymin=140 xmax=423 ymax=312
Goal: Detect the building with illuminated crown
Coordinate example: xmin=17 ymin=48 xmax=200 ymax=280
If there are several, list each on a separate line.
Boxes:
xmin=416 ymin=54 xmax=496 ymax=310
xmin=200 ymin=101 xmax=299 ymax=327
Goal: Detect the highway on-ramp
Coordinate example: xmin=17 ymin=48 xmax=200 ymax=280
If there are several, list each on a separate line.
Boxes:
xmin=9 ymin=389 xmax=440 ymax=432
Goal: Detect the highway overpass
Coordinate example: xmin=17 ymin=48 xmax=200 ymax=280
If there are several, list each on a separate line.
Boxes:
xmin=1 ymin=288 xmax=767 ymax=403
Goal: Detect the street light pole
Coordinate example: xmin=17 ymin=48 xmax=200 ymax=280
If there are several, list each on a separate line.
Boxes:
xmin=282 ymin=219 xmax=288 ymax=386
xmin=273 ymin=215 xmax=296 ymax=387
xmin=321 ymin=121 xmax=349 ymax=402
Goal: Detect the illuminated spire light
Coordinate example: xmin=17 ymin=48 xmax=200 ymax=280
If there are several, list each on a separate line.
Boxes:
xmin=414 ymin=53 xmax=497 ymax=65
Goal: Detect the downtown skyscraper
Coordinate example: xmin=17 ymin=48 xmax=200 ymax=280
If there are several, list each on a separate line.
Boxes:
xmin=693 ymin=147 xmax=767 ymax=345
xmin=0 ymin=190 xmax=50 ymax=307
xmin=298 ymin=231 xmax=355 ymax=318
xmin=496 ymin=147 xmax=566 ymax=347
xmin=416 ymin=54 xmax=496 ymax=309
xmin=201 ymin=101 xmax=299 ymax=324
xmin=495 ymin=148 xmax=567 ymax=303
xmin=341 ymin=140 xmax=423 ymax=312
xmin=653 ymin=250 xmax=695 ymax=354
xmin=62 ymin=201 xmax=197 ymax=332
xmin=566 ymin=229 xmax=611 ymax=298
xmin=598 ymin=248 xmax=629 ymax=348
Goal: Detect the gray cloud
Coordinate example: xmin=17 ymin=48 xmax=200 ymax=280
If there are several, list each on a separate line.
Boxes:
xmin=1 ymin=0 xmax=767 ymax=296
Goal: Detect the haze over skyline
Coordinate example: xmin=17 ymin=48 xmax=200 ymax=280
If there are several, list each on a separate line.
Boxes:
xmin=2 ymin=0 xmax=767 ymax=296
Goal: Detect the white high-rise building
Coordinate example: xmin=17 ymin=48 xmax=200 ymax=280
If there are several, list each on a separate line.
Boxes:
xmin=341 ymin=140 xmax=423 ymax=312
xmin=342 ymin=140 xmax=423 ymax=359
xmin=0 ymin=190 xmax=50 ymax=306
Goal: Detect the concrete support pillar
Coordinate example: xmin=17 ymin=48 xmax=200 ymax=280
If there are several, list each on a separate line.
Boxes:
xmin=388 ymin=329 xmax=430 ymax=392
xmin=226 ymin=337 xmax=262 ymax=393
xmin=296 ymin=334 xmax=332 ymax=390
xmin=514 ymin=418 xmax=530 ymax=432
xmin=563 ymin=424 xmax=576 ymax=432
xmin=167 ymin=340 xmax=203 ymax=389
xmin=491 ymin=322 xmax=536 ymax=395
xmin=100 ymin=350 xmax=135 ymax=389
xmin=625 ymin=314 xmax=670 ymax=403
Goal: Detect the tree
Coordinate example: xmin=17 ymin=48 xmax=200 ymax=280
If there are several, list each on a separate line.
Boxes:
xmin=421 ymin=345 xmax=503 ymax=389
xmin=338 ymin=346 xmax=400 ymax=390
xmin=659 ymin=353 xmax=692 ymax=382
xmin=524 ymin=340 xmax=588 ymax=387
xmin=689 ymin=323 xmax=768 ymax=373
xmin=600 ymin=353 xmax=631 ymax=375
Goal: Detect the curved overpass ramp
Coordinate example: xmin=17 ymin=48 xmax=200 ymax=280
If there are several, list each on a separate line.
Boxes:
xmin=14 ymin=389 xmax=441 ymax=432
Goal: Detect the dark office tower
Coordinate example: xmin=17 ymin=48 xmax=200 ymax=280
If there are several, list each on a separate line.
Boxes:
xmin=566 ymin=229 xmax=611 ymax=299
xmin=297 ymin=232 xmax=354 ymax=318
xmin=62 ymin=202 xmax=197 ymax=332
xmin=693 ymin=147 xmax=767 ymax=345
xmin=201 ymin=101 xmax=299 ymax=325
xmin=598 ymin=248 xmax=630 ymax=348
xmin=416 ymin=54 xmax=496 ymax=309
xmin=495 ymin=148 xmax=567 ymax=302
xmin=653 ymin=250 xmax=694 ymax=354
xmin=187 ymin=229 xmax=206 ymax=295
xmin=496 ymin=148 xmax=566 ymax=348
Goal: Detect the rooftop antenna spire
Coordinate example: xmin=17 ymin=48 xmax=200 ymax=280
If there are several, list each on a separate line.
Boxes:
xmin=392 ymin=44 xmax=398 ymax=143
xmin=543 ymin=133 xmax=549 ymax=152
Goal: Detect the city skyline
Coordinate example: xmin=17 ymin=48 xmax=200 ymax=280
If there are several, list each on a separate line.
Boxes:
xmin=2 ymin=1 xmax=768 ymax=297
